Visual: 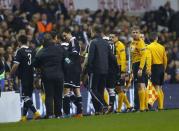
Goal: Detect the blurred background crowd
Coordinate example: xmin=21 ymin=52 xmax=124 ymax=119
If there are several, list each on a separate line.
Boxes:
xmin=0 ymin=0 xmax=179 ymax=91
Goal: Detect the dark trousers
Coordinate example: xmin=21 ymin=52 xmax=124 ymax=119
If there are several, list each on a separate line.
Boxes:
xmin=90 ymin=73 xmax=108 ymax=113
xmin=43 ymin=78 xmax=63 ymax=117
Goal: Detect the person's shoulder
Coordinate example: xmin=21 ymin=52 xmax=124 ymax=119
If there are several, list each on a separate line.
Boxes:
xmin=16 ymin=48 xmax=23 ymax=53
xmin=36 ymin=47 xmax=45 ymax=56
xmin=55 ymin=45 xmax=64 ymax=51
xmin=118 ymin=41 xmax=125 ymax=48
xmin=90 ymin=38 xmax=97 ymax=46
xmin=138 ymin=38 xmax=145 ymax=45
xmin=91 ymin=38 xmax=98 ymax=43
xmin=147 ymin=43 xmax=152 ymax=48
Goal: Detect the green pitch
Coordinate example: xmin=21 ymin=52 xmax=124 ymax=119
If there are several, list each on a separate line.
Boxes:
xmin=1 ymin=110 xmax=179 ymax=131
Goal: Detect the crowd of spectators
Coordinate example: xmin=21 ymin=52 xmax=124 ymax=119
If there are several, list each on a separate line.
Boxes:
xmin=0 ymin=0 xmax=179 ymax=91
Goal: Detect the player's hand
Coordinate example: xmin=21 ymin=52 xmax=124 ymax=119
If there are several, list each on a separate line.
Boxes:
xmin=65 ymin=57 xmax=71 ymax=64
xmin=138 ymin=69 xmax=142 ymax=77
xmin=146 ymin=70 xmax=151 ymax=76
xmin=80 ymin=81 xmax=84 ymax=86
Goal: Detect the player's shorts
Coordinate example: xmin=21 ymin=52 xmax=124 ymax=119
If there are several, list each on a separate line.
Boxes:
xmin=64 ymin=69 xmax=80 ymax=88
xmin=132 ymin=62 xmax=147 ymax=84
xmin=151 ymin=64 xmax=164 ymax=86
xmin=115 ymin=65 xmax=125 ymax=87
xmin=21 ymin=80 xmax=33 ymax=97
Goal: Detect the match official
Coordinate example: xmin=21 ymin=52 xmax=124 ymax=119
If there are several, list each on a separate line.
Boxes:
xmin=147 ymin=32 xmax=167 ymax=110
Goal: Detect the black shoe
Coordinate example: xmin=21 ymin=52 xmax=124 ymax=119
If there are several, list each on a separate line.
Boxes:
xmin=102 ymin=106 xmax=112 ymax=114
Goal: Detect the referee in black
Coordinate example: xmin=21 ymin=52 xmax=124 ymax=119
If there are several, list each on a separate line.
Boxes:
xmin=147 ymin=32 xmax=167 ymax=110
xmin=33 ymin=33 xmax=65 ymax=118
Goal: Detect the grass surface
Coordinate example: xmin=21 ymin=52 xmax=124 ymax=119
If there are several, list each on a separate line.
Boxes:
xmin=1 ymin=109 xmax=179 ymax=131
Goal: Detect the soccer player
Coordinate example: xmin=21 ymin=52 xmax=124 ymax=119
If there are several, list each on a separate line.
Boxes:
xmin=103 ymin=36 xmax=118 ymax=112
xmin=131 ymin=26 xmax=147 ymax=111
xmin=140 ymin=33 xmax=152 ymax=110
xmin=62 ymin=28 xmax=83 ymax=118
xmin=110 ymin=33 xmax=132 ymax=113
xmin=147 ymin=32 xmax=167 ymax=110
xmin=10 ymin=35 xmax=40 ymax=122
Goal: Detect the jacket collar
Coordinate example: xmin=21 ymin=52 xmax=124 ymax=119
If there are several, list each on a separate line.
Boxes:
xmin=20 ymin=45 xmax=28 ymax=49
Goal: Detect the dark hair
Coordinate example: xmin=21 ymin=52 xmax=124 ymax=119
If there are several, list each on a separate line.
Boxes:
xmin=42 ymin=32 xmax=53 ymax=47
xmin=93 ymin=26 xmax=102 ymax=34
xmin=131 ymin=25 xmax=140 ymax=32
xmin=43 ymin=32 xmax=53 ymax=42
xmin=150 ymin=32 xmax=158 ymax=42
xmin=62 ymin=27 xmax=71 ymax=34
xmin=50 ymin=30 xmax=59 ymax=39
xmin=18 ymin=35 xmax=28 ymax=45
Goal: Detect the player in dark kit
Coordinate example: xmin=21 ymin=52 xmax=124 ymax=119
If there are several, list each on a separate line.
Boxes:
xmin=10 ymin=35 xmax=40 ymax=122
xmin=103 ymin=36 xmax=118 ymax=112
xmin=62 ymin=28 xmax=83 ymax=118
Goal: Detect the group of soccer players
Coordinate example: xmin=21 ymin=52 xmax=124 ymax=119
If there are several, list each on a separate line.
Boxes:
xmin=8 ymin=25 xmax=167 ymax=121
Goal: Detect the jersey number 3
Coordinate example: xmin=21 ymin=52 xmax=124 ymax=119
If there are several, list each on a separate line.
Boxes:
xmin=28 ymin=53 xmax=32 ymax=65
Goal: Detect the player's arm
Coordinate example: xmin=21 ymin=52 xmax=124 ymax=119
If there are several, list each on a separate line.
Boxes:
xmin=71 ymin=40 xmax=80 ymax=56
xmin=146 ymin=48 xmax=152 ymax=76
xmin=119 ymin=44 xmax=126 ymax=73
xmin=9 ymin=63 xmax=19 ymax=77
xmin=32 ymin=49 xmax=42 ymax=68
xmin=138 ymin=40 xmax=147 ymax=77
xmin=139 ymin=41 xmax=147 ymax=70
xmin=87 ymin=41 xmax=95 ymax=73
xmin=9 ymin=50 xmax=21 ymax=77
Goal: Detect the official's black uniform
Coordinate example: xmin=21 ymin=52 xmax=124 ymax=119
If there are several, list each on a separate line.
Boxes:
xmin=33 ymin=43 xmax=65 ymax=118
xmin=14 ymin=45 xmax=37 ymax=115
xmin=87 ymin=35 xmax=117 ymax=113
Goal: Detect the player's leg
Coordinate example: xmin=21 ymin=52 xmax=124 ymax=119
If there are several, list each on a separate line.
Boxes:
xmin=137 ymin=63 xmax=147 ymax=111
xmin=74 ymin=73 xmax=83 ymax=116
xmin=151 ymin=65 xmax=164 ymax=110
xmin=116 ymin=75 xmax=126 ymax=112
xmin=63 ymin=87 xmax=71 ymax=116
xmin=106 ymin=74 xmax=115 ymax=112
xmin=123 ymin=94 xmax=131 ymax=109
xmin=138 ymin=83 xmax=146 ymax=111
xmin=21 ymin=83 xmax=40 ymax=121
xmin=74 ymin=87 xmax=83 ymax=117
xmin=158 ymin=86 xmax=164 ymax=110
